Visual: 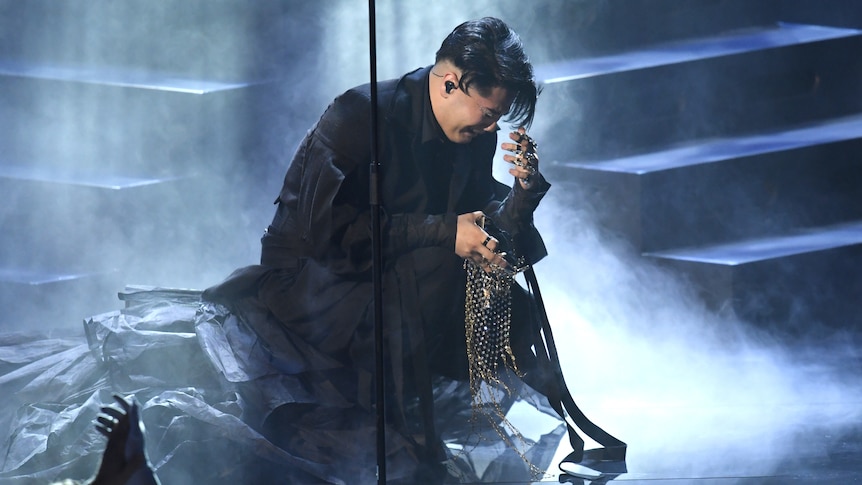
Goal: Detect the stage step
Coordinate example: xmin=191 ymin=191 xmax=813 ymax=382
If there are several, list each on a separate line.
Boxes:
xmin=0 ymin=59 xmax=259 ymax=94
xmin=559 ymin=113 xmax=862 ymax=174
xmin=645 ymin=221 xmax=862 ymax=331
xmin=546 ymin=113 xmax=862 ymax=252
xmin=535 ymin=22 xmax=862 ymax=161
xmin=0 ymin=162 xmax=186 ymax=189
xmin=0 ymin=266 xmax=122 ymax=330
xmin=0 ymin=168 xmax=233 ymax=293
xmin=533 ymin=0 xmax=782 ymax=61
xmin=0 ymin=74 xmax=267 ymax=176
xmin=536 ymin=22 xmax=861 ymax=83
xmin=647 ymin=220 xmax=862 ymax=266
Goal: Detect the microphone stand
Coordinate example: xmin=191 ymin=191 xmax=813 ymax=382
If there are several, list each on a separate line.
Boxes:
xmin=367 ymin=1 xmax=386 ymax=483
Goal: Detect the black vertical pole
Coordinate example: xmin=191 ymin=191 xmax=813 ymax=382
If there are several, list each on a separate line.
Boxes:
xmin=367 ymin=1 xmax=386 ymax=484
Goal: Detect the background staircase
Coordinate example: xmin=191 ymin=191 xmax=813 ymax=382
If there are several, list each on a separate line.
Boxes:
xmin=536 ymin=1 xmax=862 ymax=338
xmin=0 ymin=0 xmax=317 ymax=330
xmin=0 ymin=0 xmax=860 ymax=340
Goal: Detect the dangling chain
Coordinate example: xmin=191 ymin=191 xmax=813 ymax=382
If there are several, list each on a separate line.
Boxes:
xmin=464 ymin=258 xmax=519 ymax=385
xmin=463 ymin=259 xmax=544 ymax=479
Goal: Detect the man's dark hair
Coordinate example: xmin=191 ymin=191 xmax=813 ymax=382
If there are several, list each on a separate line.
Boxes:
xmin=435 ymin=17 xmax=539 ymax=128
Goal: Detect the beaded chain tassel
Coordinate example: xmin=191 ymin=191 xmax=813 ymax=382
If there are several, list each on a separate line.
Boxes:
xmin=464 ymin=259 xmax=519 ymax=385
xmin=463 ymin=259 xmax=543 ymax=477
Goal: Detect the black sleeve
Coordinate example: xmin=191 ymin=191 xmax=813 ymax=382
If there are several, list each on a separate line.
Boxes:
xmin=279 ymin=89 xmax=454 ymax=276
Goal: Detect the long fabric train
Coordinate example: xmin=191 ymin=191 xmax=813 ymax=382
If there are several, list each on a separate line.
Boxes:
xmin=0 ymin=286 xmax=572 ymax=484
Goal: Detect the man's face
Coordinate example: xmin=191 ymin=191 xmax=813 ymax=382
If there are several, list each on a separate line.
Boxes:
xmin=438 ymin=84 xmax=513 ymax=144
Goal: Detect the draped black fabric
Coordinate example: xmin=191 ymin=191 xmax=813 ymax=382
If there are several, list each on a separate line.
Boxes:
xmin=201 ymin=66 xmax=554 ymax=482
xmin=0 ymin=67 xmax=578 ymax=485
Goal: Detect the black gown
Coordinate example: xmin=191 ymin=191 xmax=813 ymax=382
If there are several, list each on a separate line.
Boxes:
xmin=0 ymin=66 xmax=622 ymax=484
xmin=198 ymin=65 xmax=555 ymax=482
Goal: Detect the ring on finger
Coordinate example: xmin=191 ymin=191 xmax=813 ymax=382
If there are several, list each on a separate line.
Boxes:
xmin=481 ymin=236 xmax=491 ymax=247
xmin=515 ymin=157 xmax=535 ymax=174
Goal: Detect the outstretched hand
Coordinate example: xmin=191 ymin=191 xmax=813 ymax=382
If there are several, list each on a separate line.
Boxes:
xmin=91 ymin=394 xmax=159 ymax=485
xmin=455 ymin=211 xmax=507 ymax=270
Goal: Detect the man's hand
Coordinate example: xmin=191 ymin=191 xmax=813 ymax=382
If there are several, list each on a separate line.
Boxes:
xmin=455 ymin=211 xmax=507 ymax=270
xmin=502 ymin=127 xmax=540 ymax=189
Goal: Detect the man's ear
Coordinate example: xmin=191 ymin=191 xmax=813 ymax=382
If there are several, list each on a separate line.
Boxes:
xmin=439 ymin=72 xmax=459 ymax=97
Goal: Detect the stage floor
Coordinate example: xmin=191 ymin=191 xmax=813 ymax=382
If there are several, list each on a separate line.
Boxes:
xmin=524 ymin=340 xmax=862 ymax=485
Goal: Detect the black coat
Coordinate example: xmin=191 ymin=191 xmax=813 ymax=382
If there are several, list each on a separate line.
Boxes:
xmin=202 ymin=65 xmax=552 ymax=483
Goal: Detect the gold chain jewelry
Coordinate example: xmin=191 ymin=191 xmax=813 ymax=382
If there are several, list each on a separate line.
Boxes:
xmin=464 ymin=258 xmax=519 ymax=379
xmin=462 ymin=258 xmax=544 ymax=479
